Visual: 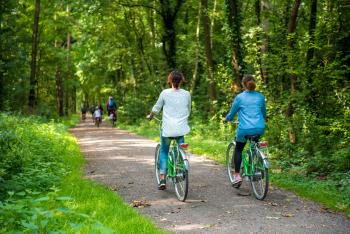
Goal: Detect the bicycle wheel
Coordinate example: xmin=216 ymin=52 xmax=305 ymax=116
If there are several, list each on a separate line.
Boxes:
xmin=226 ymin=142 xmax=241 ymax=187
xmin=154 ymin=144 xmax=161 ymax=186
xmin=174 ymin=149 xmax=189 ymax=202
xmin=250 ymin=150 xmax=269 ymax=200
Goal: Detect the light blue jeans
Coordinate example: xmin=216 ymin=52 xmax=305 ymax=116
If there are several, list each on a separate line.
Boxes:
xmin=159 ymin=135 xmax=184 ymax=175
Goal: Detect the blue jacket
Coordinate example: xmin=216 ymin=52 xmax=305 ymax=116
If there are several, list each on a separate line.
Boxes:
xmin=225 ymin=91 xmax=266 ymax=130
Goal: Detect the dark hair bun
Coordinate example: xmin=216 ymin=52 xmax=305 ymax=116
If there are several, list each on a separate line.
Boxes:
xmin=168 ymin=70 xmax=185 ymax=89
xmin=242 ymin=74 xmax=256 ymax=91
xmin=246 ymin=80 xmax=256 ymax=90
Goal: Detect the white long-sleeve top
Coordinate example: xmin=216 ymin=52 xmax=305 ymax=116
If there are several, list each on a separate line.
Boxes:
xmin=152 ymin=88 xmax=191 ymax=137
xmin=94 ymin=109 xmax=101 ymax=118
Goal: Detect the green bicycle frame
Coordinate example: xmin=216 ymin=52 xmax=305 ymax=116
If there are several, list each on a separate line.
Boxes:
xmin=167 ymin=140 xmax=184 ymax=178
xmin=241 ymin=140 xmax=258 ymax=177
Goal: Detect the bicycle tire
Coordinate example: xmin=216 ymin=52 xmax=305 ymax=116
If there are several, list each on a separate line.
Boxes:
xmin=174 ymin=149 xmax=189 ymax=202
xmin=226 ymin=142 xmax=241 ymax=187
xmin=250 ymin=150 xmax=269 ymax=200
xmin=154 ymin=144 xmax=161 ymax=186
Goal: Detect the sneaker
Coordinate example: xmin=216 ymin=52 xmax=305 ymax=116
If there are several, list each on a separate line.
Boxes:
xmin=158 ymin=179 xmax=166 ymax=190
xmin=233 ymin=174 xmax=242 ymax=188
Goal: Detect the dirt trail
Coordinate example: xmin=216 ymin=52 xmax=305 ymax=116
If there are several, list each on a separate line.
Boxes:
xmin=70 ymin=121 xmax=350 ymax=234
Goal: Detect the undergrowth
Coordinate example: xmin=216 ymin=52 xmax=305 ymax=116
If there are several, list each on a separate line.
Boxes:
xmin=0 ymin=114 xmax=162 ymax=233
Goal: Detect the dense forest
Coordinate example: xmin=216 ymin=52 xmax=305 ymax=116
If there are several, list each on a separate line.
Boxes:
xmin=1 ymin=0 xmax=349 ymax=177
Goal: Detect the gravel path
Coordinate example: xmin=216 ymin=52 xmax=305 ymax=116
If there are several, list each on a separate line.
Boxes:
xmin=70 ymin=121 xmax=350 ymax=234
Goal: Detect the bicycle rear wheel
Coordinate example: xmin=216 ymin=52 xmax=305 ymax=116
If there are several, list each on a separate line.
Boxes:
xmin=250 ymin=150 xmax=269 ymax=200
xmin=226 ymin=142 xmax=241 ymax=187
xmin=174 ymin=150 xmax=189 ymax=201
xmin=154 ymin=144 xmax=161 ymax=186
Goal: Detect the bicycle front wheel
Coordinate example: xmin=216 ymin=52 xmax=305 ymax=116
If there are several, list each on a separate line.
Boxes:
xmin=154 ymin=144 xmax=161 ymax=186
xmin=174 ymin=150 xmax=189 ymax=202
xmin=250 ymin=151 xmax=269 ymax=200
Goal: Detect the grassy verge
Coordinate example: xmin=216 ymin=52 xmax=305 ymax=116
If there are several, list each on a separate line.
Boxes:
xmin=0 ymin=114 xmax=162 ymax=233
xmin=118 ymin=120 xmax=350 ymax=217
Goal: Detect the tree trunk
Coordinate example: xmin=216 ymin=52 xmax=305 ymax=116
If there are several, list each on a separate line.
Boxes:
xmin=261 ymin=0 xmax=269 ymax=84
xmin=55 ymin=66 xmax=64 ymax=116
xmin=255 ymin=0 xmax=264 ymax=82
xmin=28 ymin=0 xmax=40 ymax=111
xmin=286 ymin=0 xmax=302 ymax=144
xmin=190 ymin=1 xmax=202 ymax=95
xmin=287 ymin=0 xmax=301 ymax=97
xmin=306 ymin=0 xmax=317 ymax=62
xmin=65 ymin=4 xmax=71 ymax=115
xmin=201 ymin=0 xmax=217 ymax=112
xmin=305 ymin=0 xmax=317 ymax=109
xmin=210 ymin=0 xmax=217 ymax=48
xmin=225 ymin=0 xmax=245 ymax=92
xmin=159 ymin=0 xmax=184 ymax=70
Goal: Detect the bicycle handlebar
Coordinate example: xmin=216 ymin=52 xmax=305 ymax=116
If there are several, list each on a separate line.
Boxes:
xmin=153 ymin=116 xmax=161 ymax=122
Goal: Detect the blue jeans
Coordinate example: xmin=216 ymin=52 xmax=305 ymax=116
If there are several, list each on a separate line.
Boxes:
xmin=159 ymin=136 xmax=184 ymax=175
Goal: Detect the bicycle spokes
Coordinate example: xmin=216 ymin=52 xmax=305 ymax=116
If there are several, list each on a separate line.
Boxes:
xmin=250 ymin=152 xmax=269 ymax=200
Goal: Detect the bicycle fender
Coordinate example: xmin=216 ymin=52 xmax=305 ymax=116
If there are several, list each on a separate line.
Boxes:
xmin=179 ymin=149 xmax=190 ymax=170
xmin=263 ymin=158 xmax=269 ymax=169
xmin=184 ymin=159 xmax=190 ymax=171
xmin=258 ymin=150 xmax=269 ymax=169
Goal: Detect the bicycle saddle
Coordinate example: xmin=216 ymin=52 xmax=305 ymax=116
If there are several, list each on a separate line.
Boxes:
xmin=245 ymin=135 xmax=260 ymax=142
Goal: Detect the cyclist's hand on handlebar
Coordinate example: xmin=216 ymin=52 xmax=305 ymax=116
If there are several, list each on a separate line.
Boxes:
xmin=146 ymin=113 xmax=154 ymax=120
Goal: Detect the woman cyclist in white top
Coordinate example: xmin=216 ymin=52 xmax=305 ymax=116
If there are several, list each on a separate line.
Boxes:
xmin=148 ymin=70 xmax=191 ymax=190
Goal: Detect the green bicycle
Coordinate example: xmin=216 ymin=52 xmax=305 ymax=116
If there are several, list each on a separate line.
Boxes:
xmin=153 ymin=117 xmax=190 ymax=202
xmin=226 ymin=123 xmax=269 ymax=200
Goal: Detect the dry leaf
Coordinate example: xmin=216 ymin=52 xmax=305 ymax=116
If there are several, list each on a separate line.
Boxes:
xmin=130 ymin=200 xmax=151 ymax=208
xmin=281 ymin=213 xmax=295 ymax=217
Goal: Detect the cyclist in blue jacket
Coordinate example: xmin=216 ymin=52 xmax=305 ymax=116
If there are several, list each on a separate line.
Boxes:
xmin=225 ymin=75 xmax=267 ymax=186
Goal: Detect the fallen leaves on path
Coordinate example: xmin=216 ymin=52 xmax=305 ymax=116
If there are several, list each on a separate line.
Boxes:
xmin=281 ymin=213 xmax=295 ymax=217
xmin=130 ymin=200 xmax=151 ymax=208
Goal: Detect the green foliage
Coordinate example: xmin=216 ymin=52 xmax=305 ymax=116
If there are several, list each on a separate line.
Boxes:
xmin=0 ymin=114 xmax=162 ymax=233
xmin=0 ymin=114 xmax=74 ymax=197
xmin=271 ymin=172 xmax=350 ymax=217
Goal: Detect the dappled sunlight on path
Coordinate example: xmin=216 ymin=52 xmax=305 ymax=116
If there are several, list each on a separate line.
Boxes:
xmin=71 ymin=121 xmax=350 ymax=234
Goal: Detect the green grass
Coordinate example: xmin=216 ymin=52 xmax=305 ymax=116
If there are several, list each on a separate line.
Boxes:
xmin=57 ymin=143 xmax=163 ymax=233
xmin=271 ymin=173 xmax=350 ymax=217
xmin=118 ymin=119 xmax=350 ymax=217
xmin=0 ymin=114 xmax=163 ymax=233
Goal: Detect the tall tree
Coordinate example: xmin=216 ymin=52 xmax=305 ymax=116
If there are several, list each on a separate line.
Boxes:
xmin=286 ymin=0 xmax=301 ymax=104
xmin=225 ymin=0 xmax=245 ymax=92
xmin=306 ymin=0 xmax=317 ymax=62
xmin=201 ymin=0 xmax=217 ymax=111
xmin=286 ymin=0 xmax=302 ymax=144
xmin=28 ymin=0 xmax=41 ymax=110
xmin=261 ymin=0 xmax=269 ymax=84
xmin=190 ymin=1 xmax=201 ymax=95
xmin=159 ymin=0 xmax=184 ymax=70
